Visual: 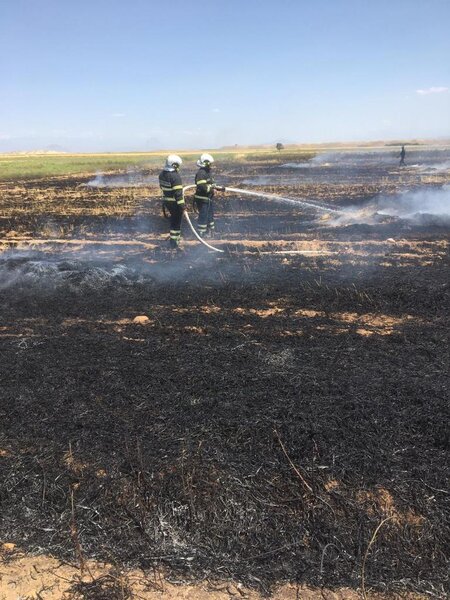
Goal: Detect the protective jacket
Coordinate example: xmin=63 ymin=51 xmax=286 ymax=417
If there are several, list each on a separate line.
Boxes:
xmin=195 ymin=167 xmax=215 ymax=201
xmin=159 ymin=169 xmax=185 ymax=205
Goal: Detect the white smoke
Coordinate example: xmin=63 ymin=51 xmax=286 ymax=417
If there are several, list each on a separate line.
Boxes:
xmin=241 ymin=175 xmax=275 ymax=184
xmin=331 ymin=185 xmax=450 ymax=226
xmin=378 ymin=185 xmax=450 ymax=221
xmin=281 ymin=150 xmax=450 ymax=171
xmin=0 ymin=251 xmax=142 ymax=291
xmin=86 ymin=167 xmax=201 ymax=189
xmin=280 ymin=154 xmax=335 ymax=168
xmin=418 ymin=161 xmax=450 ymax=173
xmin=279 ymin=162 xmax=310 ymax=169
xmin=0 ymin=244 xmax=223 ymax=292
xmin=280 ymin=151 xmax=396 ymax=169
xmin=86 ymin=168 xmax=159 ymax=188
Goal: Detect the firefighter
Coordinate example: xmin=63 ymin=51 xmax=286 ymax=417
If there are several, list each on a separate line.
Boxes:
xmin=159 ymin=154 xmax=185 ymax=249
xmin=194 ymin=153 xmax=224 ymax=237
xmin=399 ymin=145 xmax=406 ymax=167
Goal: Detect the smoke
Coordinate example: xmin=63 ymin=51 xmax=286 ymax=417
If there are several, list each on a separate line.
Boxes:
xmin=418 ymin=161 xmax=450 ymax=173
xmin=86 ymin=168 xmax=159 ymax=188
xmin=280 ymin=150 xmax=450 ymax=171
xmin=0 ymin=250 xmax=144 ymax=292
xmin=241 ymin=175 xmax=274 ymax=184
xmin=279 ymin=153 xmax=347 ymax=168
xmin=0 ymin=240 xmax=228 ymax=294
xmin=86 ymin=167 xmax=199 ymax=189
xmin=330 ymin=185 xmax=450 ymax=226
xmin=279 ymin=162 xmax=310 ymax=169
xmin=378 ymin=185 xmax=450 ymax=222
xmin=280 ymin=151 xmax=411 ymax=170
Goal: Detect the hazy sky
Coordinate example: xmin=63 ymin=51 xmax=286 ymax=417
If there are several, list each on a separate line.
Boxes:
xmin=1 ymin=0 xmax=449 ymax=152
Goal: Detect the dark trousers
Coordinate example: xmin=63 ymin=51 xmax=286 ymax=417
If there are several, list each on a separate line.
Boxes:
xmin=165 ymin=202 xmax=183 ymax=248
xmin=197 ymin=199 xmax=215 ymax=236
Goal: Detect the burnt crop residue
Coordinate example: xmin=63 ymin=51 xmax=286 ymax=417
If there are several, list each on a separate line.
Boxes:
xmin=0 ymin=153 xmax=449 ymax=597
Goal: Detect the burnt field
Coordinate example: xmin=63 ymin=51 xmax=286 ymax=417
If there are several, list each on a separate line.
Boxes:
xmin=0 ymin=151 xmax=449 ymax=598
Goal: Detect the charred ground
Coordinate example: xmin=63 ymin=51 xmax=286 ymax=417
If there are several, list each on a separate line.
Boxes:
xmin=0 ymin=151 xmax=449 ymax=598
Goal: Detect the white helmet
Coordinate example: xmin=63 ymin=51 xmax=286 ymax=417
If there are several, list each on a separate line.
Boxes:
xmin=197 ymin=153 xmax=214 ymax=168
xmin=165 ymin=154 xmax=183 ymax=171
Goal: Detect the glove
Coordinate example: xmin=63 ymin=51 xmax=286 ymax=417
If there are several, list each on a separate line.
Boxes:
xmin=215 ymin=186 xmax=226 ymax=192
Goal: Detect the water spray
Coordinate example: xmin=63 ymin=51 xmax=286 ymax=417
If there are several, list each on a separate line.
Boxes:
xmin=223 ymin=186 xmax=341 ymax=214
xmin=181 ymin=184 xmax=341 ymax=253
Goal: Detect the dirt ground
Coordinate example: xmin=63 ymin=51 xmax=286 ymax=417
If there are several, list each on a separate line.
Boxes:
xmin=0 ymin=551 xmax=427 ymax=600
xmin=0 ymin=152 xmax=449 ymax=599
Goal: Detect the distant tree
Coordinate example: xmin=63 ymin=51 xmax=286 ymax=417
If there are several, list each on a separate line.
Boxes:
xmin=276 ymin=143 xmax=284 ymax=152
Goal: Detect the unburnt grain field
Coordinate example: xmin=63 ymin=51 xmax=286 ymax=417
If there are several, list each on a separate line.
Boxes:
xmin=0 ymin=149 xmax=449 ymax=599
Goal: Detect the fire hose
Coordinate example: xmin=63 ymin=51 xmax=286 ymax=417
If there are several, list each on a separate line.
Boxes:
xmin=182 ymin=185 xmax=224 ymax=253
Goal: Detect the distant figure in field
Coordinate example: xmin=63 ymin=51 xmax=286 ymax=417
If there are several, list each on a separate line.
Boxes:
xmin=399 ymin=145 xmax=406 ymax=167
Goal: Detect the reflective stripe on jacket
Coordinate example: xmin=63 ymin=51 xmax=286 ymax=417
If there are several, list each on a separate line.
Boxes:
xmin=159 ymin=169 xmax=185 ymax=205
xmin=195 ymin=167 xmax=214 ymax=201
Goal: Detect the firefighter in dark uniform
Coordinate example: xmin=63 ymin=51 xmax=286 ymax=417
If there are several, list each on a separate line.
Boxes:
xmin=194 ymin=153 xmax=224 ymax=237
xmin=399 ymin=145 xmax=406 ymax=166
xmin=159 ymin=154 xmax=185 ymax=249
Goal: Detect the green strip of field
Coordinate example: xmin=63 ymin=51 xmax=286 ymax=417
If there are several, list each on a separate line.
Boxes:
xmin=0 ymin=153 xmax=180 ymax=181
xmin=0 ymin=150 xmax=315 ymax=182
